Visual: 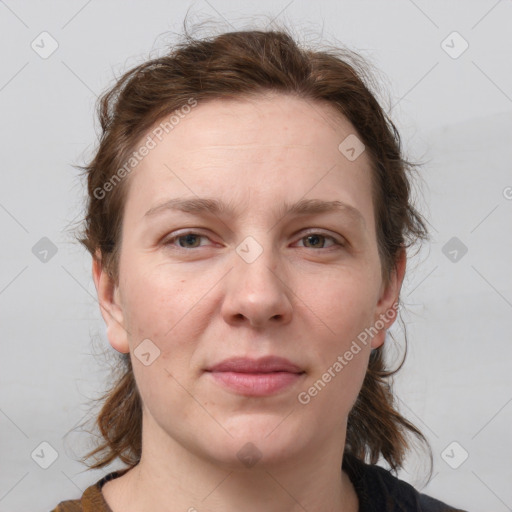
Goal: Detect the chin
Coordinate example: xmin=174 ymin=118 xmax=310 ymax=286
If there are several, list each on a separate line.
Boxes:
xmin=198 ymin=413 xmax=312 ymax=470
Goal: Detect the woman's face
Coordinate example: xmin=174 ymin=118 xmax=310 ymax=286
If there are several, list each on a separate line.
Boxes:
xmin=95 ymin=93 xmax=404 ymax=468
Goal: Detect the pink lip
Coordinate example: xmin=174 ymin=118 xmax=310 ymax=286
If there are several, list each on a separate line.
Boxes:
xmin=205 ymin=356 xmax=305 ymax=396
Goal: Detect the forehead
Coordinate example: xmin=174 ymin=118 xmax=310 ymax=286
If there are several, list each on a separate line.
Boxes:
xmin=123 ymin=93 xmax=374 ymax=227
xmin=162 ymin=93 xmax=360 ymax=152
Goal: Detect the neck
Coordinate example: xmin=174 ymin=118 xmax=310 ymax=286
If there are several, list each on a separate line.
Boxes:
xmin=103 ymin=413 xmax=358 ymax=512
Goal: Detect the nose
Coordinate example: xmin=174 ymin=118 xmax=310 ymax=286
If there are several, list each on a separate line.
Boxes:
xmin=221 ymin=243 xmax=293 ymax=329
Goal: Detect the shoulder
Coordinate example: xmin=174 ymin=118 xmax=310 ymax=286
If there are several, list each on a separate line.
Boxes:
xmin=342 ymin=454 xmax=467 ymax=512
xmin=50 ymin=468 xmax=130 ymax=512
xmin=50 ymin=499 xmax=83 ymax=512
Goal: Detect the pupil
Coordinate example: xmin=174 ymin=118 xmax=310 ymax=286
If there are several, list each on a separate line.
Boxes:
xmin=306 ymin=235 xmax=322 ymax=248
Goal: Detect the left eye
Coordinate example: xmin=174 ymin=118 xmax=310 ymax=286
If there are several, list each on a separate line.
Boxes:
xmin=296 ymin=233 xmax=341 ymax=249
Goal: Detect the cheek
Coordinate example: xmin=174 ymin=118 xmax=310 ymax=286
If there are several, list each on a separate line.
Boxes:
xmin=312 ymin=270 xmax=379 ymax=342
xmin=301 ymin=270 xmax=377 ymax=404
xmin=120 ymin=259 xmax=204 ymax=341
xmin=120 ymin=261 xmax=214 ymax=405
xmin=301 ymin=315 xmax=371 ymax=425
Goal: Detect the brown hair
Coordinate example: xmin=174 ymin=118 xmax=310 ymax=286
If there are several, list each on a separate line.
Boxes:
xmin=76 ymin=22 xmax=430 ymax=473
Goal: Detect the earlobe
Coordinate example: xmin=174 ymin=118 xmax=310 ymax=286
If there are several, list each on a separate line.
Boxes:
xmin=92 ymin=253 xmax=130 ymax=354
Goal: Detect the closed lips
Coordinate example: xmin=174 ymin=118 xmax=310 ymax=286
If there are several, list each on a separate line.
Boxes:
xmin=206 ymin=356 xmax=304 ymax=374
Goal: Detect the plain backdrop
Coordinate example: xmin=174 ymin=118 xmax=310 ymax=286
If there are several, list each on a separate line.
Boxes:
xmin=0 ymin=1 xmax=511 ymax=511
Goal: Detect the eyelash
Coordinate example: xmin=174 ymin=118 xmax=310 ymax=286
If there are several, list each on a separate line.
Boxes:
xmin=163 ymin=230 xmax=345 ymax=251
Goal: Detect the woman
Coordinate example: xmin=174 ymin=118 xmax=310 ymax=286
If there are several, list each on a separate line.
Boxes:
xmin=52 ymin=26 xmax=466 ymax=511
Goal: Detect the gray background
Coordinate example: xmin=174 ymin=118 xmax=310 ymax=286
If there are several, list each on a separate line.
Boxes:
xmin=1 ymin=1 xmax=511 ymax=511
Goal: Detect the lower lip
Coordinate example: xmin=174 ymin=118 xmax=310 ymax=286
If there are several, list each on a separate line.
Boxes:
xmin=208 ymin=371 xmax=304 ymax=396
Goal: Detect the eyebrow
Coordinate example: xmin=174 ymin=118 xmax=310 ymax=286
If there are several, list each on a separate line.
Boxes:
xmin=144 ymin=197 xmax=366 ymax=227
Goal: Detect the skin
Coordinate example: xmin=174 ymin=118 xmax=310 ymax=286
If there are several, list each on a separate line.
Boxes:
xmin=93 ymin=93 xmax=406 ymax=512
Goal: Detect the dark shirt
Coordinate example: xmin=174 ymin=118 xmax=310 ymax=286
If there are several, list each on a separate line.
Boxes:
xmin=342 ymin=454 xmax=467 ymax=511
xmin=50 ymin=455 xmax=467 ymax=511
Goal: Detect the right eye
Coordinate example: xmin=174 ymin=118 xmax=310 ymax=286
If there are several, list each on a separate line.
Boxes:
xmin=163 ymin=231 xmax=212 ymax=250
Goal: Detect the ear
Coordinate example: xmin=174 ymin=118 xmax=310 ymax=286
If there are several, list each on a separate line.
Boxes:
xmin=370 ymin=247 xmax=406 ymax=349
xmin=92 ymin=251 xmax=130 ymax=354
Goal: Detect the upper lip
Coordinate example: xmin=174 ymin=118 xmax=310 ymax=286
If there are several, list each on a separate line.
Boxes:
xmin=206 ymin=356 xmax=304 ymax=374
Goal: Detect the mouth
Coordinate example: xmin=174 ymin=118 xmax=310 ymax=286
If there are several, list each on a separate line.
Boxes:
xmin=205 ymin=356 xmax=306 ymax=397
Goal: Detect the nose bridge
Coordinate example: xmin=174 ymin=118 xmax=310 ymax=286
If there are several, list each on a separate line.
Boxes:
xmin=237 ymin=237 xmax=279 ymax=290
xmin=222 ymin=233 xmax=293 ymax=326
